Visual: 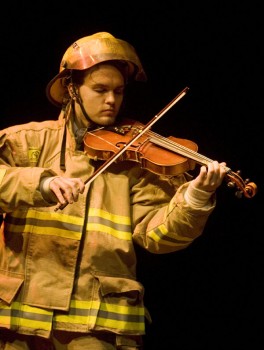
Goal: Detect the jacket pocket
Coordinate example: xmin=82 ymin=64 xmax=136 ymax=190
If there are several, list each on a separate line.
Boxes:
xmin=0 ymin=274 xmax=23 ymax=304
xmin=88 ymin=275 xmax=147 ymax=334
xmin=97 ymin=275 xmax=144 ymax=306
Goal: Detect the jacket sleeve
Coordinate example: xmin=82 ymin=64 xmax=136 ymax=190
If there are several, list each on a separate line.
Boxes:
xmin=130 ymin=169 xmax=216 ymax=253
xmin=0 ymin=131 xmax=56 ymax=213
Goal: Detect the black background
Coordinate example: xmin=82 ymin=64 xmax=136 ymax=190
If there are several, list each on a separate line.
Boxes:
xmin=1 ymin=1 xmax=263 ymax=349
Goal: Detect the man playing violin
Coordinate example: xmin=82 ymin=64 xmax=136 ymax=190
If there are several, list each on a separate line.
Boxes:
xmin=0 ymin=32 xmax=226 ymax=350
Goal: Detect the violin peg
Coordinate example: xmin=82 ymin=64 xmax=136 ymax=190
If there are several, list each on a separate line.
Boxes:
xmin=235 ymin=190 xmax=243 ymax=199
xmin=226 ymin=181 xmax=236 ymax=189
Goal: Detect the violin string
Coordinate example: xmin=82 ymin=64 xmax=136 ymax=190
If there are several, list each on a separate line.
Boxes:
xmin=85 ymin=130 xmax=120 ymax=150
xmin=140 ymin=128 xmax=231 ymax=172
xmin=146 ymin=130 xmax=214 ymax=165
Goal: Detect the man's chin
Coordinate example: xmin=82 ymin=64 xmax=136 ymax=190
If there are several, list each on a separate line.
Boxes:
xmin=97 ymin=116 xmax=117 ymax=126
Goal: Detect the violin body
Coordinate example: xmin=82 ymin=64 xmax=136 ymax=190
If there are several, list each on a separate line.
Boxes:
xmin=84 ymin=119 xmax=198 ymax=176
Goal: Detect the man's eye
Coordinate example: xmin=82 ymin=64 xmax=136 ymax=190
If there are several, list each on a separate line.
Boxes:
xmin=94 ymin=88 xmax=106 ymax=93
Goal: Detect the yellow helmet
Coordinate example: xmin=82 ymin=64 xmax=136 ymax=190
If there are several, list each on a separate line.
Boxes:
xmin=46 ymin=32 xmax=147 ymax=107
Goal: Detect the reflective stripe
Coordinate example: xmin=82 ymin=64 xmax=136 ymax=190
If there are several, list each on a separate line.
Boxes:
xmin=0 ymin=301 xmax=53 ymax=331
xmin=89 ymin=208 xmax=131 ymax=225
xmin=148 ymin=223 xmax=192 ymax=245
xmin=95 ymin=316 xmax=145 ymax=331
xmin=5 ymin=209 xmax=83 ymax=240
xmin=96 ymin=302 xmax=145 ymax=331
xmin=5 ymin=208 xmax=132 ymax=241
xmin=87 ymin=208 xmax=132 ymax=240
xmin=54 ymin=300 xmax=145 ymax=332
xmin=0 ymin=299 xmax=145 ymax=334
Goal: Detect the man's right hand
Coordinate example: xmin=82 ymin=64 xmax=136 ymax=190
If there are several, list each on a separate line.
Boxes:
xmin=40 ymin=176 xmax=85 ymax=205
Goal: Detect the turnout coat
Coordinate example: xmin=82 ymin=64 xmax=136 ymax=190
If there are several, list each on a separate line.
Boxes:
xmin=0 ymin=112 xmax=216 ymax=338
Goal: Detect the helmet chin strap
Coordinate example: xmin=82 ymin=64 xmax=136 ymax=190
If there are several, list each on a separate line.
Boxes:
xmin=60 ymin=84 xmax=96 ymax=171
xmin=69 ymin=83 xmax=96 ymax=127
xmin=76 ymin=98 xmax=94 ymax=125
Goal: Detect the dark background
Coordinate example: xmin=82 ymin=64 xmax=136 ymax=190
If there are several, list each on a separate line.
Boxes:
xmin=2 ymin=1 xmax=263 ymax=349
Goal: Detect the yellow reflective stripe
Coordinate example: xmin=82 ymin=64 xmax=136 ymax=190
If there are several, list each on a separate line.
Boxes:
xmin=54 ymin=300 xmax=145 ymax=332
xmin=9 ymin=208 xmax=83 ymax=226
xmin=89 ymin=208 xmax=131 ymax=225
xmin=0 ymin=299 xmax=145 ymax=333
xmin=0 ymin=316 xmax=10 ymax=325
xmin=4 ymin=317 xmax=52 ymax=330
xmin=99 ymin=302 xmax=144 ymax=316
xmin=0 ymin=168 xmax=6 ymax=185
xmin=1 ymin=301 xmax=52 ymax=315
xmin=6 ymin=209 xmax=83 ymax=240
xmin=95 ymin=316 xmax=145 ymax=331
xmin=0 ymin=301 xmax=53 ymax=331
xmin=148 ymin=224 xmax=192 ymax=245
xmin=71 ymin=300 xmax=99 ymax=310
xmin=87 ymin=223 xmax=131 ymax=240
xmin=24 ymin=209 xmax=84 ymax=226
xmin=87 ymin=208 xmax=132 ymax=240
xmin=70 ymin=300 xmax=144 ymax=316
xmin=148 ymin=224 xmax=167 ymax=242
xmin=54 ymin=300 xmax=96 ymax=324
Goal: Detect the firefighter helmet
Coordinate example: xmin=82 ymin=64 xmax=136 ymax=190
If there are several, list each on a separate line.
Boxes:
xmin=46 ymin=32 xmax=147 ymax=107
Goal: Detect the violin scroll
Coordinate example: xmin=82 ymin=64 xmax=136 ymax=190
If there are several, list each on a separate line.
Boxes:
xmin=225 ymin=169 xmax=257 ymax=199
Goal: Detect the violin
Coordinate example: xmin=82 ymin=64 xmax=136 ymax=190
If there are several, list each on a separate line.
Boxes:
xmin=54 ymin=87 xmax=257 ymax=211
xmin=83 ymin=118 xmax=257 ymax=199
xmin=84 ymin=119 xmax=198 ymax=175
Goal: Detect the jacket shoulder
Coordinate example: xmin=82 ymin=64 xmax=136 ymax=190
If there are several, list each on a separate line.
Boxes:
xmin=0 ymin=120 xmax=64 ymax=144
xmin=1 ymin=119 xmax=63 ymax=134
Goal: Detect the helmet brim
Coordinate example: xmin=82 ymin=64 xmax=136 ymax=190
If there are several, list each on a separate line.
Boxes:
xmin=46 ymin=70 xmax=70 ymax=108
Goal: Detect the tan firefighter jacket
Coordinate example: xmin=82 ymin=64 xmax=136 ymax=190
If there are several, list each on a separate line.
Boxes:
xmin=0 ymin=112 xmax=216 ymax=338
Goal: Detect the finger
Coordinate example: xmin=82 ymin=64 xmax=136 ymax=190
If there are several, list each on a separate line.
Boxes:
xmin=51 ymin=187 xmax=67 ymax=205
xmin=199 ymin=165 xmax=208 ymax=178
xmin=219 ymin=162 xmax=228 ymax=177
xmin=49 ymin=178 xmax=67 ymax=204
xmin=50 ymin=178 xmax=74 ymax=204
xmin=75 ymin=178 xmax=85 ymax=193
xmin=201 ymin=162 xmax=220 ymax=189
xmin=68 ymin=178 xmax=85 ymax=193
xmin=68 ymin=180 xmax=85 ymax=201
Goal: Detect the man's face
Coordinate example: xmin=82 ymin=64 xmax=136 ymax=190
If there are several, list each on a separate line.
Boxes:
xmin=74 ymin=63 xmax=125 ymax=127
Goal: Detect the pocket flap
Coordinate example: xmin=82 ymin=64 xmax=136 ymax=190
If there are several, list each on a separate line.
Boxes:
xmin=0 ymin=274 xmax=23 ymax=304
xmin=98 ymin=275 xmax=144 ymax=298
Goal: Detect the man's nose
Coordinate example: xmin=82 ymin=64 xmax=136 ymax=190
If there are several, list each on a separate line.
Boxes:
xmin=105 ymin=91 xmax=115 ymax=103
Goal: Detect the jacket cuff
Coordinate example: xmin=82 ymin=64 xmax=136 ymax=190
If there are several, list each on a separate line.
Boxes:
xmin=184 ymin=181 xmax=214 ymax=208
